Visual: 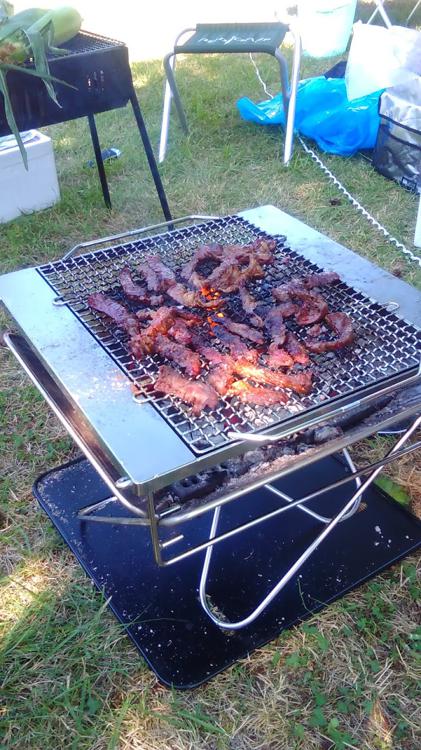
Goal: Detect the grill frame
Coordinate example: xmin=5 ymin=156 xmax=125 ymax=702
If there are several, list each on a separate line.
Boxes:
xmin=37 ymin=214 xmax=421 ymax=456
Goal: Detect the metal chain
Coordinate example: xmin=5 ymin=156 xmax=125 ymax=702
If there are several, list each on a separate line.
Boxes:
xmin=248 ymin=54 xmax=421 ymax=268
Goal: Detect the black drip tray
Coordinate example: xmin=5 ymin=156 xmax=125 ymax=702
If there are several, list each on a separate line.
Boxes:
xmin=33 ymin=456 xmax=421 ymax=689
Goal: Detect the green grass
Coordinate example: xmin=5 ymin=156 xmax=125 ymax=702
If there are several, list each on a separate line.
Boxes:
xmin=1 ymin=4 xmax=421 ymax=748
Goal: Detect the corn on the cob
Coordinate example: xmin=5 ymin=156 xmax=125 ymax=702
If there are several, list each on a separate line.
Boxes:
xmin=0 ymin=6 xmax=82 ymax=168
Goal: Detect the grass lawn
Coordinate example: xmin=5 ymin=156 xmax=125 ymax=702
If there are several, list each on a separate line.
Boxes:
xmin=1 ymin=4 xmax=420 ymax=749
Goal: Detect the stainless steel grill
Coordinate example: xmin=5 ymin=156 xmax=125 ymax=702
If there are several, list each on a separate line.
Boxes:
xmin=1 ymin=207 xmax=421 ymax=653
xmin=37 ymin=214 xmax=420 ymax=454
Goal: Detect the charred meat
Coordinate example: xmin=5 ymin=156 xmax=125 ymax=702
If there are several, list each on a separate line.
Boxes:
xmin=234 ymin=362 xmax=313 ymax=395
xmin=154 ymin=334 xmax=201 ymax=377
xmin=155 ymin=365 xmax=218 ymax=415
xmin=229 ymin=380 xmax=288 ymax=406
xmin=305 ymin=312 xmax=355 ymax=353
xmin=87 ymin=293 xmax=139 ymax=337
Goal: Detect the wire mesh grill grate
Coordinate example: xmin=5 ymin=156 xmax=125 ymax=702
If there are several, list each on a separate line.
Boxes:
xmin=37 ymin=215 xmax=420 ymax=454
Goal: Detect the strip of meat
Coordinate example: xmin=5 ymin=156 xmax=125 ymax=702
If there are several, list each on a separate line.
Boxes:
xmin=119 ymin=267 xmax=149 ymax=303
xmin=238 ymin=285 xmax=257 ymax=314
xmin=284 ymin=332 xmax=310 ymax=365
xmin=181 ymin=243 xmax=224 ymax=280
xmin=307 ymin=323 xmax=322 ymax=337
xmin=168 ymin=318 xmax=192 ymax=345
xmin=87 ymin=293 xmax=139 ymax=336
xmin=234 ymin=362 xmax=313 ymax=395
xmin=305 ymin=312 xmax=355 ymax=353
xmin=154 ymin=334 xmax=201 ymax=377
xmin=207 ymin=362 xmax=235 ymax=394
xmin=206 ymin=254 xmax=265 ymax=293
xmin=238 ymin=286 xmax=263 ymax=328
xmin=229 ymin=380 xmax=288 ymax=406
xmin=273 ymin=283 xmax=328 ymax=326
xmin=293 ymin=289 xmax=329 ymax=326
xmin=155 ymin=365 xmax=218 ymax=415
xmin=266 ymin=343 xmax=294 ymax=369
xmin=138 ymin=306 xmax=177 ymax=352
xmin=138 ymin=255 xmax=176 ymax=292
xmin=264 ymin=308 xmax=287 ymax=346
xmin=219 ymin=316 xmax=264 ymax=345
xmin=216 ymin=327 xmax=257 ymax=362
xmin=167 ymin=282 xmax=224 ymax=309
xmin=191 ymin=342 xmax=235 ymax=395
xmin=300 ymin=271 xmax=340 ymax=289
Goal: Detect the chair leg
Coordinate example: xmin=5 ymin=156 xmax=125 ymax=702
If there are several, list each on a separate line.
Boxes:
xmin=163 ymin=52 xmax=189 ymax=134
xmin=130 ymin=93 xmax=172 ymax=222
xmin=87 ymin=113 xmax=112 ymax=209
xmin=274 ymin=49 xmax=290 ymax=120
xmin=158 ymin=74 xmax=174 ymax=163
xmin=280 ymin=26 xmax=301 ymax=165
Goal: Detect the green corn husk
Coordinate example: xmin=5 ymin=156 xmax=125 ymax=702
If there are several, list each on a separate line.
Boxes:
xmin=0 ymin=6 xmax=82 ymax=168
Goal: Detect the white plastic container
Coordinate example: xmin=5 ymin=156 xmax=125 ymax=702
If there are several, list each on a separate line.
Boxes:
xmin=0 ymin=130 xmax=60 ymax=223
xmin=298 ymin=0 xmax=357 ymax=58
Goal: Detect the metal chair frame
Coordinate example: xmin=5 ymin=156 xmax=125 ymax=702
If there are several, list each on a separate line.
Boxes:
xmin=158 ymin=24 xmax=301 ymax=166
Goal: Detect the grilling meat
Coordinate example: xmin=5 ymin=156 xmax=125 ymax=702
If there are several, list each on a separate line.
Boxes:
xmin=89 ymin=238 xmax=356 ymax=415
xmin=234 ymin=362 xmax=313 ymax=395
xmin=208 ymin=362 xmax=235 ymax=394
xmin=155 ymin=365 xmax=218 ymax=415
xmin=216 ymin=327 xmax=257 ymax=361
xmin=166 ymin=282 xmax=224 ymax=309
xmin=138 ymin=255 xmax=176 ymax=292
xmin=238 ymin=285 xmax=258 ymax=314
xmin=219 ymin=316 xmax=264 ymax=345
xmin=264 ymin=307 xmax=287 ymax=346
xmin=87 ymin=293 xmax=139 ymax=337
xmin=206 ymin=254 xmax=265 ymax=293
xmin=272 ymin=284 xmax=328 ymax=326
xmin=238 ymin=286 xmax=263 ymax=327
xmin=229 ymin=381 xmax=288 ymax=406
xmin=266 ymin=344 xmax=294 ymax=369
xmin=305 ymin=312 xmax=355 ymax=353
xmin=119 ymin=268 xmax=165 ymax=307
xmin=300 ymin=271 xmax=340 ymax=289
xmin=181 ymin=243 xmax=224 ymax=280
xmin=168 ymin=318 xmax=192 ymax=345
xmin=284 ymin=332 xmax=310 ymax=366
xmin=154 ymin=334 xmax=201 ymax=377
xmin=138 ymin=306 xmax=177 ymax=352
xmin=118 ymin=267 xmax=149 ymax=303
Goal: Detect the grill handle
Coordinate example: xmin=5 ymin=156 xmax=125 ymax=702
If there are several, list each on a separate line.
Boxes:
xmin=226 ymin=358 xmax=421 ymax=445
xmin=62 ymin=215 xmax=220 ymax=260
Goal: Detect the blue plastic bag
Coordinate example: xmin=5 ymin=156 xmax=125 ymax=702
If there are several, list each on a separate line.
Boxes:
xmin=237 ymin=77 xmax=383 ymax=156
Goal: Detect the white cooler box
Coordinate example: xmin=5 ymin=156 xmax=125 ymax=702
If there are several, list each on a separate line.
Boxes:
xmin=0 ymin=130 xmax=60 ymax=223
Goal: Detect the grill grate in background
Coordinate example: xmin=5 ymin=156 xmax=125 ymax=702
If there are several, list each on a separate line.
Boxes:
xmin=37 ymin=216 xmax=420 ymax=454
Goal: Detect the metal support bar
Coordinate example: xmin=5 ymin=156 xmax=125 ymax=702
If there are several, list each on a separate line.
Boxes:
xmin=62 ymin=214 xmax=219 ymax=260
xmin=198 ymin=414 xmax=421 ymax=630
xmin=87 ymin=113 xmax=112 ymax=209
xmin=265 ymin=448 xmax=362 ymax=524
xmin=129 ymin=92 xmax=173 ymax=223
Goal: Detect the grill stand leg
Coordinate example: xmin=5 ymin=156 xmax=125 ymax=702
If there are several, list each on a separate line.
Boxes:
xmin=87 ymin=114 xmax=112 ymax=209
xmin=199 ymin=415 xmax=421 ymax=630
xmin=129 ymin=93 xmax=173 ymax=223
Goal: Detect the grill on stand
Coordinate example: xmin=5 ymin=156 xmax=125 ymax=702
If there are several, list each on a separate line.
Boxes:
xmin=1 ymin=206 xmax=420 ymax=687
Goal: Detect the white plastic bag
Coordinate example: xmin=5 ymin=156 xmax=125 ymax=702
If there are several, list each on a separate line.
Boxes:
xmin=345 ymin=22 xmax=420 ymax=101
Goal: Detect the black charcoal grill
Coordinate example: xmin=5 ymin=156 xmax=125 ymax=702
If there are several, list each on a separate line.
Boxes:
xmin=0 ymin=31 xmax=171 ymax=218
xmin=1 ymin=206 xmax=420 ymax=688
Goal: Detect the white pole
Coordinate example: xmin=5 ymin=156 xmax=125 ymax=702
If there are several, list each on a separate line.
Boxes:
xmin=414 ymin=194 xmax=421 ymax=248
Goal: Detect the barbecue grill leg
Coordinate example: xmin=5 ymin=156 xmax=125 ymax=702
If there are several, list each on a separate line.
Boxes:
xmin=130 ymin=93 xmax=173 ymax=223
xmin=265 ymin=448 xmax=363 ymax=524
xmin=88 ymin=114 xmax=112 ymax=209
xmin=199 ymin=415 xmax=421 ymax=630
